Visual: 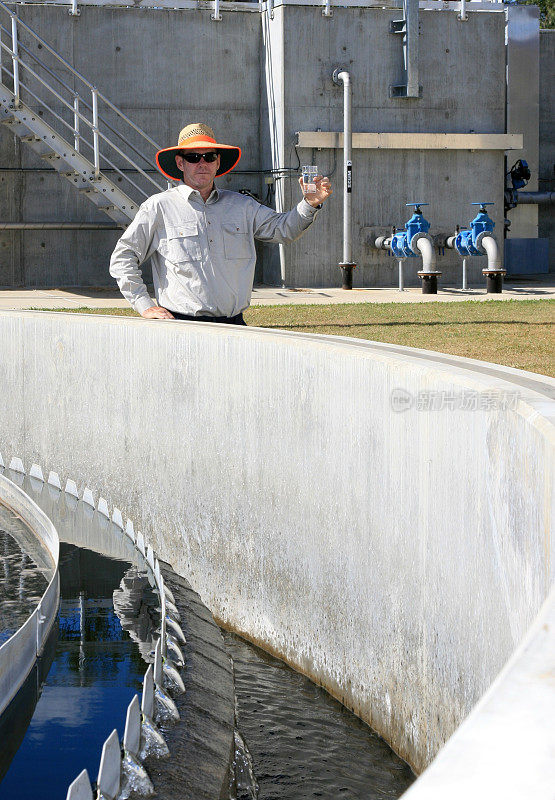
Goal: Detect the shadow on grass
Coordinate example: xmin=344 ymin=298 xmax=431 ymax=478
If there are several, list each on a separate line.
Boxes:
xmin=255 ymin=320 xmax=552 ymax=330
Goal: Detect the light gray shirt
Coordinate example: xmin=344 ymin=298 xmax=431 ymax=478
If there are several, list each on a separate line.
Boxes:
xmin=109 ymin=183 xmax=319 ymax=317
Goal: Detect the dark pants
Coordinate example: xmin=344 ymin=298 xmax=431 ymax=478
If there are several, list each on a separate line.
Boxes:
xmin=166 ymin=310 xmax=247 ymax=326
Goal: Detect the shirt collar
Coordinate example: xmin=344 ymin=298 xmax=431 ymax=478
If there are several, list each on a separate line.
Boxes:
xmin=177 ymin=183 xmax=220 ymax=204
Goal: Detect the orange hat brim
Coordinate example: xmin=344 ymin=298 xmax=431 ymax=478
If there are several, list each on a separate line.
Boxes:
xmin=156 ymin=137 xmax=241 ymax=182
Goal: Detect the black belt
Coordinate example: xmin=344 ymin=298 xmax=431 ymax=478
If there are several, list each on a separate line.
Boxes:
xmin=165 ymin=310 xmax=247 ymax=326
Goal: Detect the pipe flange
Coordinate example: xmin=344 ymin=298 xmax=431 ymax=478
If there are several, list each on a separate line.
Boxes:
xmin=482 ymin=269 xmax=506 ymax=276
xmin=332 ymin=67 xmax=348 ymax=85
xmin=475 ymin=230 xmax=496 ymax=255
xmin=417 ymin=271 xmax=442 ymax=277
xmin=409 ymin=231 xmax=432 ymax=255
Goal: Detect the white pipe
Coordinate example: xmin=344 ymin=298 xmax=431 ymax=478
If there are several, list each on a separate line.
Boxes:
xmin=333 ymin=69 xmax=353 ymax=266
xmin=11 ymin=16 xmax=19 ymax=108
xmin=398 ymin=259 xmax=405 ymax=292
xmin=462 ymin=257 xmax=468 ymax=291
xmin=481 ymin=235 xmax=502 ymax=270
xmin=459 ymin=0 xmax=468 ymax=21
xmin=415 ymin=237 xmax=436 ymax=271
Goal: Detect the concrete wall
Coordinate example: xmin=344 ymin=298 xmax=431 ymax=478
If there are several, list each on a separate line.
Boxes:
xmin=539 ymin=29 xmax=554 ymax=271
xmin=0 ymin=3 xmax=511 ymax=289
xmin=0 ymin=310 xmax=553 ymax=793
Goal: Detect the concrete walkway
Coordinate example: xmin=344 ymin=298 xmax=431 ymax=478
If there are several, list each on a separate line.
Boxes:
xmin=0 ymin=278 xmax=553 ymax=310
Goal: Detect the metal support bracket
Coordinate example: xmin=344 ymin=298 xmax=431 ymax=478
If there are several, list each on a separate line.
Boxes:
xmin=389 ymin=0 xmax=422 ymax=99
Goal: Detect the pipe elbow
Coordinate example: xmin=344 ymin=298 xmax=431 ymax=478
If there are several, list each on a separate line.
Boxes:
xmin=415 ymin=236 xmax=436 ymax=270
xmin=446 ymin=235 xmax=456 ymax=250
xmin=480 ymin=235 xmax=501 ymax=270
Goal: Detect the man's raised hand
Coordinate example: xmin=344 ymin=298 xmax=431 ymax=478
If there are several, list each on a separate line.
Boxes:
xmin=299 ymin=175 xmax=333 ymax=207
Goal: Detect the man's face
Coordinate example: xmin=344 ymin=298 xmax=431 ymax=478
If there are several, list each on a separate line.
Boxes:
xmin=175 ymin=148 xmax=221 ymax=194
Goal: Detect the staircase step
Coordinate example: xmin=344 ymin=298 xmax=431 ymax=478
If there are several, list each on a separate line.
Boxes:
xmin=20 ymin=134 xmax=42 ymax=144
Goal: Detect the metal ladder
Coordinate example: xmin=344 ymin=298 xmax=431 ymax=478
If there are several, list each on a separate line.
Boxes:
xmin=0 ymin=1 xmax=167 ymax=226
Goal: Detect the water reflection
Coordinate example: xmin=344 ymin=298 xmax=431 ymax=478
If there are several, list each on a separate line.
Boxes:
xmin=0 ymin=544 xmax=158 ymax=799
xmin=0 ymin=505 xmax=51 ymax=644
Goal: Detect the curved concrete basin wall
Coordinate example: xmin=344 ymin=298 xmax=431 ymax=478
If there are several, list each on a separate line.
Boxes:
xmin=0 ymin=311 xmax=553 ymax=791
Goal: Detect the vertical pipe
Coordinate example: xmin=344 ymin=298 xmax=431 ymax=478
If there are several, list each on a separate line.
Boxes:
xmin=333 ymin=69 xmax=355 ymax=287
xmin=91 ymin=88 xmax=100 ymax=179
xmin=405 ymin=0 xmax=419 ymax=98
xmin=73 ymin=95 xmax=80 ymax=153
xmin=11 ymin=16 xmax=20 ymax=108
xmin=459 ymin=0 xmax=468 ymax=22
xmin=323 ymin=0 xmax=332 ymax=18
xmin=462 ymin=257 xmax=467 ymax=290
xmin=398 ymin=260 xmax=404 ymax=292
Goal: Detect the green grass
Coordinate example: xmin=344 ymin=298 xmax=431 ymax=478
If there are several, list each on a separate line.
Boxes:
xmin=34 ymin=299 xmax=555 ymax=377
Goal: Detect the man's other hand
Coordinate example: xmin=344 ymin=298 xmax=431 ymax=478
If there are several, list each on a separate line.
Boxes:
xmin=141 ymin=306 xmax=175 ymax=320
xmin=299 ymin=176 xmax=333 ymax=207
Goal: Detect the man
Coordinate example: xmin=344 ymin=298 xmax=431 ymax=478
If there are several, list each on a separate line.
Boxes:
xmin=109 ymin=123 xmax=332 ymax=324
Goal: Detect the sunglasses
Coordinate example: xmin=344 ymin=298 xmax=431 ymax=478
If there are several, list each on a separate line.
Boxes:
xmin=179 ymin=152 xmax=219 ymax=164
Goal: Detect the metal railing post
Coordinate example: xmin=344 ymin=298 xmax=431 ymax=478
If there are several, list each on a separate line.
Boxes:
xmin=91 ymin=87 xmax=100 ymax=178
xmin=211 ymin=0 xmax=222 ymax=21
xmin=11 ymin=15 xmax=20 ymax=107
xmin=73 ymin=95 xmax=80 ymax=152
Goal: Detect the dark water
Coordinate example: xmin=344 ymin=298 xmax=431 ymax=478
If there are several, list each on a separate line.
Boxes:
xmin=225 ymin=633 xmax=415 ymax=800
xmin=0 ymin=506 xmax=50 ymax=644
xmin=0 ymin=544 xmax=158 ymax=799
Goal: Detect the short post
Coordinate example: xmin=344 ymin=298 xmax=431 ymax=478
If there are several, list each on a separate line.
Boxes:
xmin=73 ymin=95 xmax=80 ymax=153
xmin=398 ymin=259 xmax=405 ymax=292
xmin=462 ymin=257 xmax=467 ymax=291
xmin=91 ymin=88 xmax=100 ymax=179
xmin=11 ymin=16 xmax=20 ymax=108
xmin=211 ymin=0 xmax=222 ymax=21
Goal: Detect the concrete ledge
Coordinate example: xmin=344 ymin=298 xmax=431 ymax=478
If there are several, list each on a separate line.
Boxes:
xmin=0 ymin=310 xmax=553 ymax=793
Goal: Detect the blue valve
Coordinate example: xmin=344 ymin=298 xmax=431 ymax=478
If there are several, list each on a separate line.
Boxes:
xmin=455 ymin=202 xmax=495 ymax=257
xmin=390 ymin=203 xmax=431 ymax=259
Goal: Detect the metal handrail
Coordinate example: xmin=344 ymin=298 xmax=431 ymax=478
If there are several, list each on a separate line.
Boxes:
xmin=0 ymin=44 xmax=164 ymax=198
xmin=0 ymin=1 xmax=160 ymax=150
xmin=0 ymin=54 xmax=161 ymax=198
xmin=0 ymin=1 xmax=166 ymax=203
xmin=2 ymin=27 xmax=158 ymax=175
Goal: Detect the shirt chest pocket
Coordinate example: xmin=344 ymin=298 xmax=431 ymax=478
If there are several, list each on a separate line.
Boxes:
xmin=222 ymin=222 xmax=251 ymax=261
xmin=160 ymin=222 xmax=201 ymax=263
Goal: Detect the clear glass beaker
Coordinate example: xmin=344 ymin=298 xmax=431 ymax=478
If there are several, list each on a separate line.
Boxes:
xmin=301 ymin=165 xmax=318 ymax=195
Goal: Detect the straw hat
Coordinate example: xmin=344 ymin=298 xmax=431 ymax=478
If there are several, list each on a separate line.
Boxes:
xmin=156 ymin=123 xmax=241 ymax=181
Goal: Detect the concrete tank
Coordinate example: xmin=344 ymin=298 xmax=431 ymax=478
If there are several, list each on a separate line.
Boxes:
xmin=0 ymin=310 xmax=553 ymax=796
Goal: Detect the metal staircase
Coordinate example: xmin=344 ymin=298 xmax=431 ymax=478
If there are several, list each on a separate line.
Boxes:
xmin=0 ymin=1 xmax=167 ymax=227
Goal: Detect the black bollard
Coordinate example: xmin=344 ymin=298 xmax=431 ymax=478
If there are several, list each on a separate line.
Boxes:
xmin=418 ymin=271 xmax=441 ymax=295
xmin=484 ymin=270 xmax=505 ymax=294
xmin=339 ymin=263 xmax=356 ymax=290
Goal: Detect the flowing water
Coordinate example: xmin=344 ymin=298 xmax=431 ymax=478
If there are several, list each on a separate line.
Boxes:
xmin=224 ymin=632 xmax=415 ymax=800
